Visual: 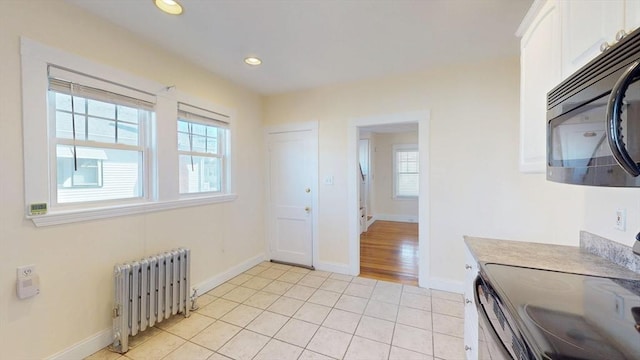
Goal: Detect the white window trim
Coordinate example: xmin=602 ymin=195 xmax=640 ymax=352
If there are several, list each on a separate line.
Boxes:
xmin=21 ymin=37 xmax=237 ymax=227
xmin=392 ymin=143 xmax=419 ymax=199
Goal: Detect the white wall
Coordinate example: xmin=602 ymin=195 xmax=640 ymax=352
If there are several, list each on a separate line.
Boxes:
xmin=371 ymin=131 xmax=419 ymax=221
xmin=0 ymin=1 xmax=265 ymax=358
xmin=264 ymin=57 xmax=587 ymax=289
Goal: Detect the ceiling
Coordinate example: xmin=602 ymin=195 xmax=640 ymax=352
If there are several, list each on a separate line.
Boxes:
xmin=66 ymin=0 xmax=533 ymax=95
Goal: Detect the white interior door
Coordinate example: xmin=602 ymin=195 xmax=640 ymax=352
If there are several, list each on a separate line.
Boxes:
xmin=266 ymin=128 xmax=316 ymax=267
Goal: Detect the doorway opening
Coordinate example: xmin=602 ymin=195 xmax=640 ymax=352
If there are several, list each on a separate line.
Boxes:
xmin=348 ymin=111 xmax=429 ymax=288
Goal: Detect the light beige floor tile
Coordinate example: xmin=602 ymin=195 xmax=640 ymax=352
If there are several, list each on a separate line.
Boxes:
xmin=163 ymin=342 xmax=213 ymax=360
xmin=344 ymin=335 xmax=391 ymax=360
xmin=253 ymin=339 xmax=303 ymax=360
xmin=389 ymin=346 xmax=433 ymax=360
xmin=207 ymin=283 xmax=237 ymax=297
xmin=267 ymin=295 xmax=305 ymax=316
xmin=220 ymin=304 xmax=263 ymax=327
xmin=433 ymin=332 xmax=465 ymax=359
xmin=257 ymin=268 xmax=286 ymax=280
xmin=259 ymin=261 xmax=275 ymax=268
xmin=322 ymin=308 xmax=362 ymax=334
xmin=330 ymin=273 xmax=354 ymax=282
xmin=221 ymin=286 xmax=257 ymax=303
xmin=375 ymin=281 xmax=403 ymax=291
xmin=432 ymin=313 xmax=464 ymax=338
xmin=335 ymin=294 xmax=368 ymax=314
xmin=306 ymin=327 xmax=352 ymax=359
xmin=308 ymin=270 xmax=332 ymax=278
xmin=154 ymin=313 xmax=184 ymax=331
xmin=244 ymin=265 xmax=269 ymax=276
xmin=191 ymin=321 xmax=242 ymax=351
xmin=396 ymin=306 xmax=432 ymax=330
xmin=218 ymin=330 xmax=270 ymax=360
xmin=402 ymin=285 xmax=431 ymax=296
xmin=125 ymin=331 xmax=185 ymax=360
xmin=208 ymin=353 xmax=233 ymax=360
xmin=271 ymin=263 xmax=293 ymax=271
xmin=284 ymin=284 xmax=317 ymax=301
xmin=246 ymin=311 xmax=290 ymax=337
xmin=430 ymin=289 xmax=463 ymax=303
xmin=241 ymin=276 xmax=273 ymax=290
xmin=85 ymin=347 xmax=123 ymax=360
xmin=320 ymin=279 xmax=350 ymax=293
xmin=308 ymin=289 xmax=341 ymax=307
xmin=431 ymin=297 xmax=464 ymax=318
xmin=344 ymin=283 xmax=374 ymax=298
xmin=274 ymin=318 xmax=319 ymax=347
xmin=352 ymin=277 xmax=378 ymax=286
xmin=162 ymin=312 xmax=215 ymax=339
xmin=198 ymin=298 xmax=239 ymax=319
xmin=400 ymin=292 xmax=431 ymax=311
xmin=127 ymin=326 xmax=162 ymax=348
xmin=298 ymin=274 xmax=327 ymax=288
xmin=371 ymin=286 xmax=402 ymax=304
xmin=298 ymin=349 xmax=334 ymax=360
xmin=392 ymin=324 xmax=433 ymax=355
xmin=355 ymin=316 xmax=395 ymax=344
xmin=289 ymin=266 xmax=312 ymax=274
xmin=364 ymin=300 xmax=399 ymax=322
xmin=196 ymin=293 xmax=217 ymax=308
xmin=278 ymin=271 xmax=305 ymax=284
xmin=262 ymin=280 xmax=294 ymax=295
xmin=228 ymin=274 xmax=253 ymax=286
xmin=293 ymin=302 xmax=332 ymax=324
xmin=243 ymin=291 xmax=280 ymax=309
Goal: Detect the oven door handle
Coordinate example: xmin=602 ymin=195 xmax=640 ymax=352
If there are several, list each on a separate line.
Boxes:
xmin=606 ymin=60 xmax=640 ymax=177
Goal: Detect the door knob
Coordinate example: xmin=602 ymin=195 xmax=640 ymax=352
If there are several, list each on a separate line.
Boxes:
xmin=305 ymin=188 xmax=311 ymax=193
xmin=305 ymin=207 xmax=311 ymax=213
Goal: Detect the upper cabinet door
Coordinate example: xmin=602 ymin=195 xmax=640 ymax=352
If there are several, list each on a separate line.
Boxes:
xmin=519 ymin=0 xmax=561 ymax=173
xmin=561 ymin=0 xmax=625 ymax=79
xmin=626 ymin=0 xmax=640 ymax=34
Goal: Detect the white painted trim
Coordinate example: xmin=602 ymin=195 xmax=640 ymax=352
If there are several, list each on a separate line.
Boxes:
xmin=314 ymin=261 xmax=351 ymax=275
xmin=427 ymin=277 xmax=464 ymax=294
xmin=516 ymin=0 xmax=546 ymax=37
xmin=366 ymin=215 xmax=377 ymax=228
xmin=46 ymin=328 xmax=113 ymax=360
xmin=264 ymin=121 xmax=319 ymax=268
xmin=192 ymin=253 xmax=266 ymax=295
xmin=31 ymin=194 xmax=237 ymax=227
xmin=374 ymin=214 xmax=418 ymax=223
xmin=348 ymin=111 xmax=430 ymax=284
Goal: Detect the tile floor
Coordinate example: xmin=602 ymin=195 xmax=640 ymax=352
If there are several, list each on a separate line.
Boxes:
xmin=87 ymin=262 xmax=467 ymax=360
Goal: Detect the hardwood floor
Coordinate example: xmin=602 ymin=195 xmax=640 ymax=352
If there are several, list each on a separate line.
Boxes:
xmin=359 ymin=220 xmax=418 ymax=286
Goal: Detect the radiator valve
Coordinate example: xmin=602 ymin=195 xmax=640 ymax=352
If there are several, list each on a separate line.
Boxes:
xmin=190 ymin=288 xmax=199 ymax=311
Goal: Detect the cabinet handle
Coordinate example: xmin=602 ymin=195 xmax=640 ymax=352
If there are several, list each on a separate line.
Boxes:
xmin=615 ymin=30 xmax=627 ymax=42
xmin=466 ymin=298 xmax=472 ymax=304
xmin=465 ymin=345 xmax=472 ymax=351
xmin=600 ymin=41 xmax=611 ymax=52
xmin=465 ymin=264 xmax=472 ymax=270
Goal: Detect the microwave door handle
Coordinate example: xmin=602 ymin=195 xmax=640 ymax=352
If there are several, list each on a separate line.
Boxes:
xmin=606 ymin=61 xmax=640 ymax=177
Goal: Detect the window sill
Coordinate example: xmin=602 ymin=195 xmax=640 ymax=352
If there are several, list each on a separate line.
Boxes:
xmin=393 ymin=195 xmax=419 ymax=201
xmin=29 ymin=194 xmax=237 ymax=227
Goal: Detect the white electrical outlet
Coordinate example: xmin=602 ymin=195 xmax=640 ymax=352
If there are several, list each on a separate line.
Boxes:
xmin=615 ymin=208 xmax=626 ymax=231
xmin=16 ymin=264 xmax=40 ymax=299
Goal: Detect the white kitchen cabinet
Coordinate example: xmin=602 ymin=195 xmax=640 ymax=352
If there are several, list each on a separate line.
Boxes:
xmin=518 ymin=0 xmax=561 ymax=173
xmin=560 ymin=0 xmax=626 ymax=79
xmin=463 ymin=245 xmax=479 ymax=360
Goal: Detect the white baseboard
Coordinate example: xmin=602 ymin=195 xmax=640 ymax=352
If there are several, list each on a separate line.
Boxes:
xmin=46 ymin=253 xmax=266 ymax=360
xmin=314 ymin=261 xmax=351 ymax=275
xmin=46 ymin=328 xmax=113 ymax=360
xmin=366 ymin=215 xmax=376 ymax=227
xmin=423 ymin=276 xmax=464 ymax=294
xmin=193 ymin=253 xmax=266 ymax=295
xmin=374 ymin=214 xmax=418 ymax=223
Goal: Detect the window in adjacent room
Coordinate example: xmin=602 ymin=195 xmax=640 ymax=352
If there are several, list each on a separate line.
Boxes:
xmin=177 ymin=103 xmax=230 ymax=195
xmin=393 ymin=144 xmax=419 ymax=198
xmin=48 ymin=66 xmax=154 ymax=205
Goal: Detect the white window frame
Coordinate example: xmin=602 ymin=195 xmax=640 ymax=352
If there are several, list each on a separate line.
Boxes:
xmin=392 ymin=144 xmax=419 ymax=199
xmin=21 ymin=37 xmax=237 ymax=227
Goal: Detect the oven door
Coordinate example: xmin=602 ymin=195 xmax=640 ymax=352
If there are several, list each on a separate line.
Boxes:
xmin=475 ymin=277 xmax=530 ymax=360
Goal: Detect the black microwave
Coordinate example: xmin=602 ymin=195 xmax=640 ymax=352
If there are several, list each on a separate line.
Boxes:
xmin=547 ymin=27 xmax=640 ymax=187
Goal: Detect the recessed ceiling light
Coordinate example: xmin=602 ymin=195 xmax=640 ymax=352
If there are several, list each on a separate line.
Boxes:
xmin=244 ymin=57 xmax=262 ymax=66
xmin=154 ymin=0 xmax=183 ymax=15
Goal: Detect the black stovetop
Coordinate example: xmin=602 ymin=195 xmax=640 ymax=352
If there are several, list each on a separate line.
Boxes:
xmin=482 ymin=263 xmax=640 ymax=360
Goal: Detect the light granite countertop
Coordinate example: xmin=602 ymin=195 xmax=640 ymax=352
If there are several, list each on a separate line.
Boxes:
xmin=464 ymin=236 xmax=640 ymax=280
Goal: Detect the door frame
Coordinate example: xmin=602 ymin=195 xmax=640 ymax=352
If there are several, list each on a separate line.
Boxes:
xmin=264 ymin=121 xmax=319 ymax=267
xmin=347 ymin=111 xmax=430 ymax=287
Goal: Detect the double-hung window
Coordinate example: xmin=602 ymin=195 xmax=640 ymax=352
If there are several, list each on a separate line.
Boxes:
xmin=48 ymin=66 xmax=154 ymax=205
xmin=393 ymin=144 xmax=419 ymax=198
xmin=177 ymin=103 xmax=230 ymax=195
